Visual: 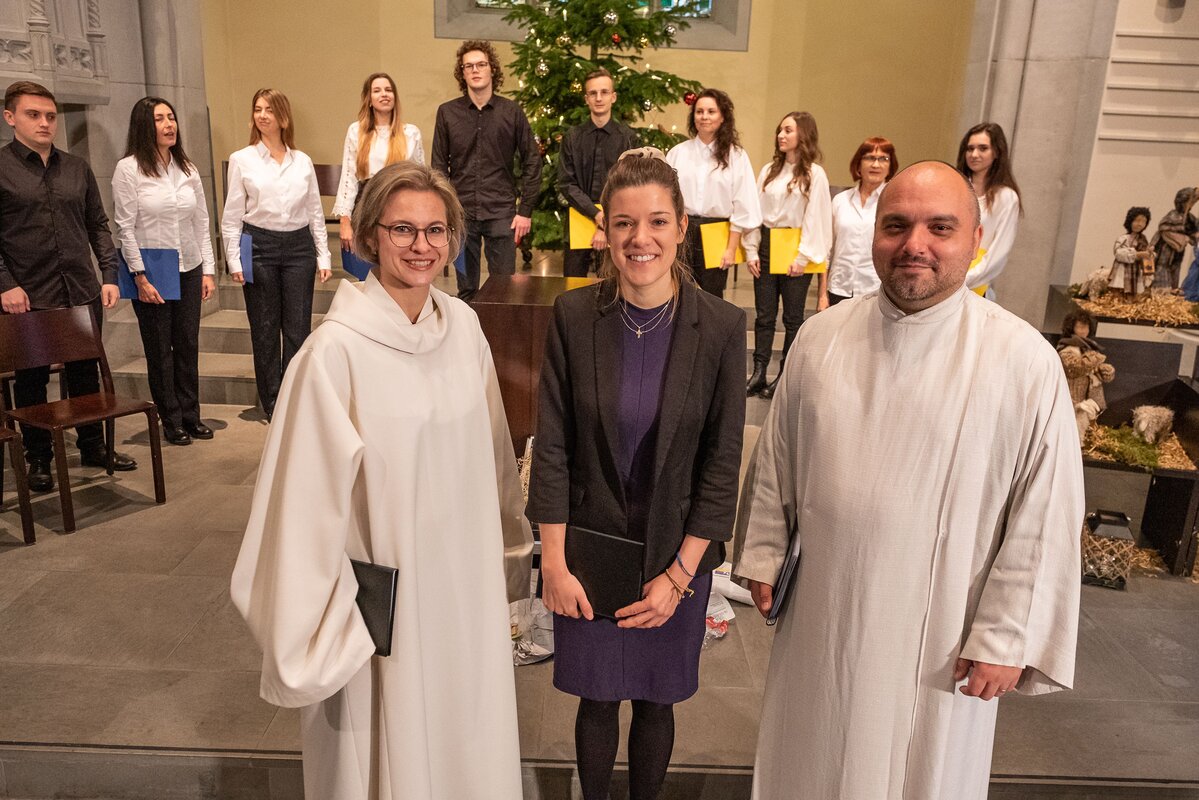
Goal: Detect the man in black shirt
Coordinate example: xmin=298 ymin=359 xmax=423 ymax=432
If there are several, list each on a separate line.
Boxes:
xmin=557 ymin=68 xmax=637 ymax=278
xmin=432 ymin=40 xmax=541 ymax=302
xmin=0 ymin=81 xmax=136 ymax=491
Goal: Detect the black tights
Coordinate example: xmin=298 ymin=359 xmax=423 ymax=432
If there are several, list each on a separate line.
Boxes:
xmin=575 ymin=697 xmax=675 ymax=800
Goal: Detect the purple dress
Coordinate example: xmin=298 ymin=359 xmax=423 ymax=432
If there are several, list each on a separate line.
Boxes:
xmin=553 ymin=298 xmax=713 ymax=704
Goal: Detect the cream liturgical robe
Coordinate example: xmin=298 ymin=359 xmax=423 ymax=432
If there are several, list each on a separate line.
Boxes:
xmin=733 ymin=286 xmax=1084 ymax=800
xmin=231 ymin=273 xmax=533 ymax=800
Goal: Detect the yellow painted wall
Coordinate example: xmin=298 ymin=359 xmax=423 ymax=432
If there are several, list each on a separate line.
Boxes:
xmin=201 ymin=0 xmax=974 ymax=197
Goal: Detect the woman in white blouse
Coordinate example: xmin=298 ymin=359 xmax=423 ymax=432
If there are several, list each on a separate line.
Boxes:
xmin=221 ymin=88 xmax=331 ymax=420
xmin=743 ymin=112 xmax=830 ymax=399
xmin=956 ymin=122 xmax=1022 ymax=298
xmin=666 ymin=88 xmax=760 ymax=298
xmin=333 ymin=72 xmax=425 ymax=252
xmin=112 ymin=96 xmax=216 ymax=446
xmin=821 ymin=136 xmax=898 ymax=310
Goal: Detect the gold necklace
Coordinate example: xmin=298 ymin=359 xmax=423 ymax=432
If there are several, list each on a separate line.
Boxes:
xmin=619 ymin=298 xmax=673 ymax=338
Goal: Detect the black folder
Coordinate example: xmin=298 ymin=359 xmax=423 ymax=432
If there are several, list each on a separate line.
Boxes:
xmin=766 ymin=530 xmax=800 ymax=626
xmin=350 ymin=559 xmax=398 ymax=656
xmin=565 ymin=525 xmax=645 ymax=620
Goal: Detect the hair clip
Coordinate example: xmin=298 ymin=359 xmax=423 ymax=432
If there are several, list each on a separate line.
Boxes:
xmin=618 ymin=146 xmax=669 ymax=164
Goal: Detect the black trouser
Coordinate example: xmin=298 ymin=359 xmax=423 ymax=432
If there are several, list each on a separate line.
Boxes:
xmin=133 ymin=266 xmax=202 ymax=429
xmin=752 ymin=226 xmax=812 ymax=368
xmin=681 ymin=215 xmax=729 ymax=297
xmin=13 ymin=298 xmax=104 ymax=461
xmin=241 ymin=223 xmax=316 ymax=416
xmin=828 ymin=291 xmax=851 ymax=307
xmin=563 ymin=216 xmax=600 ymax=277
xmin=457 ymin=216 xmax=516 ymax=302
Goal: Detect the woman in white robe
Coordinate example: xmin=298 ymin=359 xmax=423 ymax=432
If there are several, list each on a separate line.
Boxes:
xmin=231 ymin=161 xmax=532 ymax=799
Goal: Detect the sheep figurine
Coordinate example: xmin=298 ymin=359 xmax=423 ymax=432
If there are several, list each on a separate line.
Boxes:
xmin=1132 ymin=405 xmax=1174 ymax=444
xmin=1077 ymin=266 xmax=1112 ymax=299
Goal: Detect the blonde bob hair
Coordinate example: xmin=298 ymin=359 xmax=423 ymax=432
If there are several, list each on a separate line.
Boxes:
xmin=351 ymin=162 xmax=464 ymax=265
xmin=598 ymin=147 xmax=695 ymax=300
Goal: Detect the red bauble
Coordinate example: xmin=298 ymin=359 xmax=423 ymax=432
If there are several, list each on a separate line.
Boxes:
xmin=683 ymin=91 xmax=697 ymax=106
xmin=611 ymin=33 xmax=622 ymax=44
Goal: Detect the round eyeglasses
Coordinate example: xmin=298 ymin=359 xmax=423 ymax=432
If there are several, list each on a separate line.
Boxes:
xmin=376 ymin=223 xmax=452 ymax=248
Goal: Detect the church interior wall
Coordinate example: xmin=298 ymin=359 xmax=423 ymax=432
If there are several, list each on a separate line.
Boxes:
xmin=1069 ymin=0 xmax=1199 ymax=285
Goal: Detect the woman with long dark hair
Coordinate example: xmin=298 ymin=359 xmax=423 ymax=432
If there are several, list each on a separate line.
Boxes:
xmin=956 ymin=121 xmax=1022 ymax=298
xmin=822 ymin=136 xmax=898 ymax=309
xmin=332 ymin=72 xmax=425 ymax=252
xmin=528 ymin=148 xmax=745 ymax=800
xmin=666 ymin=88 xmax=761 ymax=297
xmin=221 ymin=88 xmax=331 ymax=420
xmin=743 ymin=111 xmax=830 ymax=399
xmin=111 ymin=96 xmax=216 ymax=445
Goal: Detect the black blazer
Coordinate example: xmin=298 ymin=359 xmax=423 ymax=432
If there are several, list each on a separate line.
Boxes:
xmin=526 ymin=279 xmax=746 ymax=578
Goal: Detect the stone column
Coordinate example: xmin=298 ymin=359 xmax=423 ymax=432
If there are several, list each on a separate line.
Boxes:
xmin=957 ymin=0 xmax=1120 ymax=327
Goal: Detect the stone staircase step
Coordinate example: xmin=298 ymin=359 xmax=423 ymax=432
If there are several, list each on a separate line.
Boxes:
xmin=112 ymin=352 xmax=259 ymax=407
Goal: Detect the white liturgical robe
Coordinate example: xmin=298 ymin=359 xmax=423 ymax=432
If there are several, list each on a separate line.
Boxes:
xmin=733 ymin=285 xmax=1083 ymax=800
xmin=231 ymin=273 xmax=533 ymax=799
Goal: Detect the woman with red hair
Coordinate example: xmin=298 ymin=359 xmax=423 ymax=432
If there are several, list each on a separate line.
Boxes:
xmin=821 ymin=136 xmax=897 ymax=309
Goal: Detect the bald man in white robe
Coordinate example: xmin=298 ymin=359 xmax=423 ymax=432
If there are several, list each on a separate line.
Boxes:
xmin=733 ymin=161 xmax=1084 ymax=800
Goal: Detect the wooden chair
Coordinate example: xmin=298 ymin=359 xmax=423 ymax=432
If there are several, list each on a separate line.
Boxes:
xmin=0 ymin=425 xmax=35 ymax=545
xmin=0 ymin=306 xmax=165 ymax=533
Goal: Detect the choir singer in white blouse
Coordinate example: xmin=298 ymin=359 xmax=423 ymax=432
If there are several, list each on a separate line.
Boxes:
xmin=332 ymin=72 xmax=425 ymax=252
xmin=666 ymin=88 xmax=760 ymax=298
xmin=112 ymin=96 xmax=217 ymax=446
xmin=743 ymin=112 xmax=831 ymax=400
xmin=221 ymin=88 xmax=331 ymax=420
xmin=822 ymin=136 xmax=898 ymax=309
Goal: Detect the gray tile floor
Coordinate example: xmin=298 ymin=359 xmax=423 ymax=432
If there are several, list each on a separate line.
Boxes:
xmin=0 ymin=264 xmax=1196 ymax=798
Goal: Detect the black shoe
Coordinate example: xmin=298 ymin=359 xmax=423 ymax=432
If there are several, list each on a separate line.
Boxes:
xmin=163 ymin=425 xmax=192 ymax=446
xmin=27 ymin=458 xmax=53 ymax=492
xmin=747 ymin=363 xmax=768 ymax=396
xmin=760 ymin=375 xmax=781 ymax=400
xmin=79 ymin=448 xmax=138 ymax=471
xmin=183 ymin=421 xmax=214 ymax=440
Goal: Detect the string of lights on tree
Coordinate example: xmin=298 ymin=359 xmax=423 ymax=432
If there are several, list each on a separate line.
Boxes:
xmin=499 ymin=0 xmax=704 ymax=250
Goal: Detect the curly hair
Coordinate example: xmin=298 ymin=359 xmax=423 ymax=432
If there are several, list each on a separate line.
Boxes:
xmin=687 ymin=88 xmax=741 ymax=170
xmin=1123 ymin=206 xmax=1151 ymax=234
xmin=454 ymin=40 xmax=504 ymax=95
xmin=1061 ymin=310 xmax=1095 ymax=338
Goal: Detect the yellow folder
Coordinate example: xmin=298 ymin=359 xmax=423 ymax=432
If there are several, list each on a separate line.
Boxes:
xmin=970 ymin=247 xmax=988 ymax=296
xmin=569 ymin=205 xmax=601 ymax=250
xmin=700 ymin=221 xmax=746 ymax=269
xmin=767 ymin=228 xmax=827 ymax=274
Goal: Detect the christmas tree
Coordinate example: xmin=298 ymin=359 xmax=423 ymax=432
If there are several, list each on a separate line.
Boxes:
xmin=499 ymin=0 xmax=705 ymax=250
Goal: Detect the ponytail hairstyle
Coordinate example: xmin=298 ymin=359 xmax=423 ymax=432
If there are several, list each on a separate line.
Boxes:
xmin=762 ymin=111 xmax=821 ymax=196
xmin=597 ymin=147 xmax=696 ymax=303
xmin=355 ymin=72 xmax=407 ymax=181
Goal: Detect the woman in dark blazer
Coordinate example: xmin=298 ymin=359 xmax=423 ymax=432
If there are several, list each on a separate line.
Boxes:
xmin=527 ymin=148 xmax=745 ymax=800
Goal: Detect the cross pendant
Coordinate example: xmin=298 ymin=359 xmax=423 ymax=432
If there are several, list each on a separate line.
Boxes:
xmin=636 ymin=328 xmax=643 ymax=338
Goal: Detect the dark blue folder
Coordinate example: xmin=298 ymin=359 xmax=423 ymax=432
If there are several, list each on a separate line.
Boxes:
xmin=340 ymin=248 xmax=374 ymax=281
xmin=454 ymin=248 xmax=466 ymax=276
xmin=239 ymin=233 xmax=254 ymax=284
xmin=117 ymin=249 xmax=181 ymax=300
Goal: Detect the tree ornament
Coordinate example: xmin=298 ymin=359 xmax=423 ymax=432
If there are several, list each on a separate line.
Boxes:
xmin=535 ymin=60 xmax=549 ymax=77
xmin=556 ymin=33 xmax=572 ymax=47
xmin=637 ymin=35 xmax=650 ymax=48
xmin=541 ymin=104 xmax=554 ymax=117
xmin=611 ymin=32 xmax=622 ymax=44
xmin=554 ymin=132 xmax=564 ymax=143
xmin=683 ymin=91 xmax=697 ymax=106
xmin=665 ymin=23 xmax=677 ymax=36
xmin=603 ymin=10 xmax=619 ymax=25
xmin=570 ymin=80 xmax=583 ymax=93
xmin=642 ymin=98 xmax=654 ymax=111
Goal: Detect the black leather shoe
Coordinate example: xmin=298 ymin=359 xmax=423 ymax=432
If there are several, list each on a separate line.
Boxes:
xmin=163 ymin=425 xmax=192 ymax=446
xmin=746 ymin=363 xmax=768 ymax=396
xmin=27 ymin=458 xmax=53 ymax=492
xmin=80 ymin=448 xmax=138 ymax=470
xmin=760 ymin=375 xmax=781 ymax=400
xmin=183 ymin=421 xmax=214 ymax=440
